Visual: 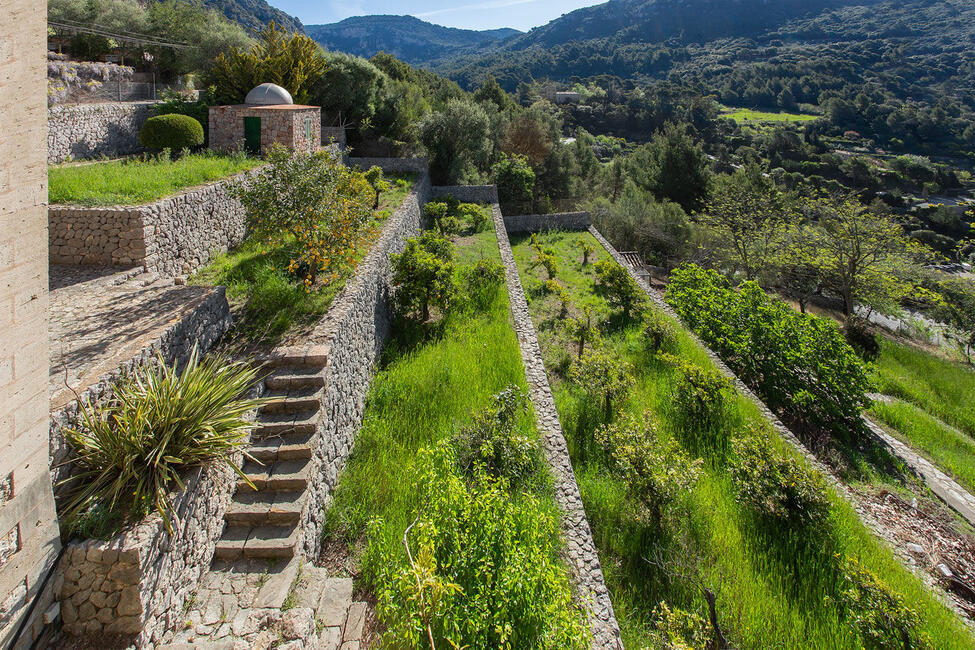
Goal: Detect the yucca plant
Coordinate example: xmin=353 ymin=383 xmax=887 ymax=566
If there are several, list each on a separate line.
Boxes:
xmin=61 ymin=346 xmax=266 ymax=535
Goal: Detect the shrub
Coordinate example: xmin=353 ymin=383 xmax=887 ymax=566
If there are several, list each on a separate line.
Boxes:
xmin=364 ymin=166 xmax=390 ymax=209
xmin=593 ymin=259 xmax=645 ymax=319
xmin=594 ymin=411 xmax=702 ymax=524
xmin=665 ymin=264 xmax=871 ymax=437
xmin=423 ymin=202 xmax=449 ymax=233
xmin=231 ymin=145 xmax=372 ymax=285
xmin=729 ymin=426 xmax=831 ymax=529
xmin=569 ymin=346 xmax=635 ymax=420
xmin=660 ymin=353 xmax=732 ymax=438
xmin=833 ymin=557 xmax=933 ymax=649
xmin=391 ymin=231 xmax=457 ymax=322
xmin=643 ymin=310 xmax=677 ymax=353
xmin=459 ymin=203 xmax=490 ymax=232
xmin=453 ymin=386 xmax=537 ymax=485
xmin=62 ymin=347 xmax=263 ymax=535
xmin=463 ymin=259 xmax=505 ymax=311
xmin=565 ymin=305 xmax=600 ymax=359
xmin=649 ymin=602 xmax=714 ymax=650
xmin=577 ymin=238 xmax=596 ymax=266
xmin=366 ymin=446 xmax=588 ymax=649
xmin=544 ymin=279 xmax=570 ymax=315
xmin=139 ymin=114 xmax=204 ymax=153
xmin=844 ymin=318 xmax=881 ymax=362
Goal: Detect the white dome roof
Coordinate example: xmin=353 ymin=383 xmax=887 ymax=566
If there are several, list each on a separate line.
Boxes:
xmin=245 ymin=83 xmax=294 ymax=106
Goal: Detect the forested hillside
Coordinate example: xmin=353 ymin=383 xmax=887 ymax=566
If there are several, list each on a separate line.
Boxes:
xmin=307 ymin=16 xmax=518 ymax=64
xmin=202 ymin=0 xmax=303 ymax=34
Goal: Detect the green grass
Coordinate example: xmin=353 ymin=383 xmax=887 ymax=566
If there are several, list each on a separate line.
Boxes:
xmin=721 ymin=106 xmax=820 ymax=124
xmin=873 ymin=339 xmax=975 ymax=439
xmin=511 ymin=230 xmax=971 ymax=649
xmin=49 ymin=153 xmax=260 ymax=206
xmin=190 ymin=176 xmax=415 ymax=345
xmin=870 ymin=399 xmax=975 ymax=494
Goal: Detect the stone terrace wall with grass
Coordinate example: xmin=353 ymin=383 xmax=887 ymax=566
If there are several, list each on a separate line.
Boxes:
xmin=49 ymin=170 xmax=253 ymax=275
xmin=56 ymin=459 xmax=240 ymax=646
xmin=586 ymin=225 xmax=973 ymax=627
xmin=297 ymin=173 xmax=432 ymax=558
xmin=491 ymin=206 xmax=623 ymax=649
xmin=503 ymin=211 xmax=591 ymax=234
xmin=48 ymin=101 xmax=157 ymax=164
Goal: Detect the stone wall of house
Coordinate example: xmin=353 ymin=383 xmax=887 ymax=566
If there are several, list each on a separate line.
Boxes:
xmin=209 ymin=105 xmax=321 ymax=155
xmin=297 ymin=174 xmax=432 ymax=557
xmin=56 ymin=459 xmax=240 ymax=646
xmin=503 ymin=211 xmax=591 ymax=234
xmin=431 ymin=185 xmax=500 ymax=204
xmin=49 ymin=170 xmax=253 ymax=275
xmin=48 ymin=102 xmax=157 ymax=164
xmin=49 ymin=287 xmax=232 ymax=491
xmin=1 ymin=2 xmax=64 ymax=648
xmin=491 ymin=207 xmax=623 ymax=649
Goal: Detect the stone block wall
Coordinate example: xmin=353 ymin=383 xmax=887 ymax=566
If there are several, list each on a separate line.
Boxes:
xmin=0 ymin=2 xmax=63 ymax=648
xmin=297 ymin=174 xmax=431 ymax=557
xmin=321 ymin=126 xmax=346 ymax=149
xmin=49 ymin=171 xmax=253 ymax=275
xmin=57 ymin=461 xmax=239 ymax=645
xmin=431 ymin=185 xmax=500 ymax=204
xmin=346 ymin=156 xmax=429 ymax=174
xmin=209 ymin=105 xmax=321 ymax=155
xmin=48 ymin=102 xmax=157 ymax=164
xmin=49 ymin=287 xmax=232 ymax=490
xmin=503 ymin=211 xmax=591 ymax=234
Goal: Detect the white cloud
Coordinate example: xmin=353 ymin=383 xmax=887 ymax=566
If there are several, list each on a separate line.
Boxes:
xmin=414 ymin=0 xmax=540 ymax=19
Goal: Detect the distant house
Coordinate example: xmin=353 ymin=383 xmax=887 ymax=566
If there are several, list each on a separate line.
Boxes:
xmin=209 ymin=83 xmax=322 ymax=156
xmin=554 ymin=91 xmax=583 ymax=105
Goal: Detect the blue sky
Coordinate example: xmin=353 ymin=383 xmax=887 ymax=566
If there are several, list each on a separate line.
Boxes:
xmin=273 ymin=0 xmax=606 ymax=31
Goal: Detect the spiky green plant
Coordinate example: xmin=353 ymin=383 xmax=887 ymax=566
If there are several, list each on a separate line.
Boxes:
xmin=61 ymin=346 xmax=265 ymax=535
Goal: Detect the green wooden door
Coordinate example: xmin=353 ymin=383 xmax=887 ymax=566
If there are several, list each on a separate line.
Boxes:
xmin=244 ymin=117 xmax=261 ymax=155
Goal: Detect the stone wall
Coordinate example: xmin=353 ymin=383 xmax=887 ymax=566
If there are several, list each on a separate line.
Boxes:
xmin=503 ymin=211 xmax=591 ymax=234
xmin=49 ymin=287 xmax=232 ymax=490
xmin=431 ymin=185 xmax=500 ymax=204
xmin=209 ymin=105 xmax=321 ymax=155
xmin=48 ymin=102 xmax=157 ymax=164
xmin=0 ymin=2 xmax=64 ymax=648
xmin=321 ymin=126 xmax=346 ymax=149
xmin=297 ymin=174 xmax=432 ymax=557
xmin=346 ymin=156 xmax=429 ymax=174
xmin=57 ymin=460 xmax=239 ymax=645
xmin=49 ymin=171 xmax=252 ymax=275
xmin=492 ymin=208 xmax=623 ymax=649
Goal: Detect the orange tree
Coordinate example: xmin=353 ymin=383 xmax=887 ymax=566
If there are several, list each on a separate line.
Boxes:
xmin=232 ymin=144 xmax=372 ymax=285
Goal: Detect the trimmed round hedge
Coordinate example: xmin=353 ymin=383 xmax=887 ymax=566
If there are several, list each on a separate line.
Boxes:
xmin=139 ymin=114 xmax=204 ymax=152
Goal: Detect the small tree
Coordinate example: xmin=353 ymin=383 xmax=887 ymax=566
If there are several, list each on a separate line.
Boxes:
xmin=391 ymin=231 xmax=457 ymax=322
xmin=565 ymin=305 xmax=600 ymax=359
xmin=419 ymin=100 xmax=492 ymax=185
xmin=934 ymin=276 xmax=975 ymax=364
xmin=578 ymin=238 xmax=596 ymax=267
xmin=231 ymin=145 xmax=372 ymax=285
xmin=364 ymin=166 xmax=390 ymax=209
xmin=493 ymin=153 xmax=535 ymax=210
xmin=423 ymin=202 xmax=449 ymax=233
xmin=593 ymin=259 xmax=645 ymax=318
xmin=569 ymin=347 xmax=635 ymax=421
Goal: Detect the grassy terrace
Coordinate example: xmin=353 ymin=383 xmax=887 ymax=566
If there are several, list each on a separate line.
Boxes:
xmin=511 ymin=230 xmax=969 ymax=648
xmin=191 ymin=175 xmax=415 ymax=345
xmin=320 ymin=210 xmax=586 ymax=647
xmin=720 ymin=107 xmax=821 ymax=124
xmin=49 ymin=152 xmax=260 ymax=206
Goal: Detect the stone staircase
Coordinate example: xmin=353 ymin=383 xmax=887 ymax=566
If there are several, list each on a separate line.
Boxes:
xmin=214 ymin=354 xmax=327 ymax=561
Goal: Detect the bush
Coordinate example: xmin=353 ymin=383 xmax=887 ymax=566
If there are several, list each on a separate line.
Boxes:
xmin=459 ymin=203 xmax=490 ymax=232
xmin=594 ymin=411 xmax=702 ymax=524
xmin=139 ymin=114 xmax=204 ymax=153
xmin=649 ymin=602 xmax=714 ymax=650
xmin=366 ymin=445 xmax=588 ymax=649
xmin=593 ymin=259 xmax=645 ymax=319
xmin=463 ymin=259 xmax=505 ymax=311
xmin=364 ymin=166 xmax=390 ymax=209
xmin=833 ymin=557 xmax=933 ymax=649
xmin=665 ymin=264 xmax=871 ymax=437
xmin=643 ymin=310 xmax=677 ymax=353
xmin=423 ymin=201 xmax=449 ymax=233
xmin=62 ymin=346 xmax=263 ymax=535
xmin=545 ymin=279 xmax=571 ymax=316
xmin=660 ymin=353 xmax=732 ymax=438
xmin=729 ymin=426 xmax=831 ymax=529
xmin=844 ymin=318 xmax=881 ymax=362
xmin=453 ymin=386 xmax=537 ymax=485
xmin=569 ymin=346 xmax=635 ymax=420
xmin=392 ymin=231 xmax=457 ymax=322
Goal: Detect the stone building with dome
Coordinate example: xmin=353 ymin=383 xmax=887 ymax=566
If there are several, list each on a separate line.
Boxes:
xmin=208 ymin=83 xmax=321 ymax=155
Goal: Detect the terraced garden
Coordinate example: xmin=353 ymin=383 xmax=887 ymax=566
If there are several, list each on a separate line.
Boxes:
xmin=510 ymin=229 xmax=970 ymax=648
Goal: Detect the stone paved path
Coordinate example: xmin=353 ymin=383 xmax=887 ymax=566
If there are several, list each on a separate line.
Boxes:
xmin=866 ymin=394 xmax=975 ymax=528
xmin=161 ymin=559 xmax=364 ymax=649
xmin=49 ymin=265 xmax=215 ymax=410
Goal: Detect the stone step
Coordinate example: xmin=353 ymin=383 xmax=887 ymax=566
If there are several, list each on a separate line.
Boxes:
xmin=265 ymin=367 xmax=326 ymax=391
xmin=253 ymin=410 xmax=320 ymax=438
xmin=246 ymin=432 xmax=314 ymax=463
xmin=262 ymin=348 xmax=328 ymax=369
xmin=225 ymin=490 xmax=305 ymax=526
xmin=213 ymin=524 xmax=299 ymax=560
xmin=260 ymin=386 xmax=324 ymax=415
xmin=239 ymin=458 xmax=311 ymax=492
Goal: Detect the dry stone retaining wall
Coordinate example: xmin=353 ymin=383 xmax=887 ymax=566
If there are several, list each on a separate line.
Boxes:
xmin=346 ymin=156 xmax=429 ymax=174
xmin=49 ymin=170 xmax=253 ymax=275
xmin=48 ymin=102 xmax=157 ymax=164
xmin=503 ymin=211 xmax=591 ymax=234
xmin=587 ymin=225 xmax=975 ymax=629
xmin=297 ymin=173 xmax=432 ymax=557
xmin=431 ymin=185 xmax=499 ymax=204
xmin=491 ymin=206 xmax=623 ymax=649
